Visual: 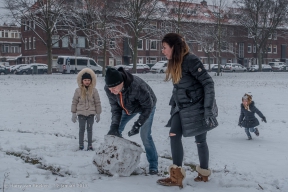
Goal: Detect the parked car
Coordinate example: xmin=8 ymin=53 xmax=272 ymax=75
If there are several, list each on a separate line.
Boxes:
xmin=223 ymin=63 xmax=247 ymax=72
xmin=268 ymin=62 xmax=286 ymax=71
xmin=249 ymin=64 xmax=273 ymax=72
xmin=0 ymin=65 xmax=8 ymax=75
xmin=126 ymin=64 xmax=150 ymax=73
xmin=114 ymin=65 xmax=128 ymax=70
xmin=10 ymin=64 xmax=28 ymax=74
xmin=150 ymin=61 xmax=167 ymax=73
xmin=16 ymin=63 xmax=48 ymax=75
xmin=203 ymin=64 xmax=218 ymax=71
xmin=211 ymin=64 xmax=225 ymax=72
xmin=57 ymin=56 xmax=103 ymax=74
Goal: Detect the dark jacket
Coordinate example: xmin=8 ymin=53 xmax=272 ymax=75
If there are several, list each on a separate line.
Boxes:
xmin=167 ymin=53 xmax=217 ymax=136
xmin=105 ymin=67 xmax=157 ymax=126
xmin=239 ymin=101 xmax=265 ymax=128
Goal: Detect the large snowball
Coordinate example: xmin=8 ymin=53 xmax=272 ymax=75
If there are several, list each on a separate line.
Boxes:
xmin=93 ymin=135 xmax=143 ymax=176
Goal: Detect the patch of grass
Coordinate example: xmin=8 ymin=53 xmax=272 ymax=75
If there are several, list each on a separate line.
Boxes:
xmin=184 ymin=163 xmax=197 ymax=172
xmin=160 ymin=156 xmax=172 ymax=160
xmin=5 ymin=151 xmax=70 ymax=177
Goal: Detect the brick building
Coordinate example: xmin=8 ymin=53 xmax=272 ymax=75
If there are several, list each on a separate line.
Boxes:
xmin=20 ymin=0 xmax=288 ymax=70
xmin=0 ymin=23 xmax=22 ymax=65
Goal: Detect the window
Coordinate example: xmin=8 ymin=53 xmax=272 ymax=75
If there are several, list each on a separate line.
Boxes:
xmin=33 ymin=37 xmax=36 ymax=49
xmin=253 ymin=45 xmax=256 ymax=53
xmin=228 ymin=43 xmax=233 ymax=52
xmin=268 ymin=33 xmax=272 ymax=39
xmin=28 ymin=37 xmax=31 ymax=49
xmin=52 ymin=35 xmax=59 ymax=47
xmin=150 ymin=40 xmax=157 ymax=50
xmin=150 ymin=21 xmax=157 ymax=29
xmin=146 ymin=57 xmax=149 ymax=63
xmin=247 ymin=43 xmax=252 ymax=53
xmin=110 ymin=38 xmax=115 ymax=49
xmin=267 ymin=45 xmax=272 ymax=53
xmin=248 ymin=29 xmax=253 ymax=38
xmin=4 ymin=31 xmax=8 ymax=38
xmin=76 ymin=59 xmax=88 ymax=66
xmin=273 ymin=32 xmax=277 ymax=40
xmin=90 ymin=59 xmax=98 ymax=66
xmin=137 ymin=39 xmax=143 ymax=50
xmin=273 ymin=45 xmax=277 ymax=54
xmin=146 ymin=39 xmax=150 ymax=50
xmin=97 ymin=39 xmax=103 ymax=49
xmin=25 ymin=38 xmax=27 ymax=50
xmin=62 ymin=36 xmax=69 ymax=48
xmin=11 ymin=46 xmax=18 ymax=53
xmin=78 ymin=36 xmax=85 ymax=48
xmin=239 ymin=43 xmax=244 ymax=58
xmin=2 ymin=45 xmax=9 ymax=53
xmin=198 ymin=44 xmax=202 ymax=52
xmin=150 ymin=57 xmax=157 ymax=63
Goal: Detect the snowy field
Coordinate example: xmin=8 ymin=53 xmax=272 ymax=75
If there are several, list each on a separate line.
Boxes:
xmin=0 ymin=72 xmax=287 ymax=192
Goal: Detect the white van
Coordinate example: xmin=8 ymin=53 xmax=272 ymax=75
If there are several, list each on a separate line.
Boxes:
xmin=57 ymin=56 xmax=103 ymax=74
xmin=150 ymin=61 xmax=167 ymax=73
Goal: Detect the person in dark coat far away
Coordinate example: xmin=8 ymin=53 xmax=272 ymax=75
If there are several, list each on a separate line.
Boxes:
xmin=157 ymin=33 xmax=218 ymax=188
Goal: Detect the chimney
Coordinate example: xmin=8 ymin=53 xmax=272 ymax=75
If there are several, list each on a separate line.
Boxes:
xmin=201 ymin=0 xmax=207 ymax=6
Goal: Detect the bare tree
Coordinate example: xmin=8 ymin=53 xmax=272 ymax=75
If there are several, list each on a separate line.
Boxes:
xmin=163 ymin=0 xmax=196 ymax=34
xmin=234 ymin=0 xmax=288 ymax=71
xmin=75 ymin=0 xmax=128 ymax=76
xmin=4 ymin=0 xmax=76 ymax=73
xmin=115 ymin=0 xmax=163 ymax=73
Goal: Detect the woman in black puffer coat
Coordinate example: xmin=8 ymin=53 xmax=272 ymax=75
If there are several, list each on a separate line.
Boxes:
xmin=157 ymin=33 xmax=218 ymax=188
xmin=238 ymin=93 xmax=267 ymax=140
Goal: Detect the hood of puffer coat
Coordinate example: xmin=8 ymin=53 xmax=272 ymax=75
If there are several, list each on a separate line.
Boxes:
xmin=76 ymin=68 xmax=97 ymax=88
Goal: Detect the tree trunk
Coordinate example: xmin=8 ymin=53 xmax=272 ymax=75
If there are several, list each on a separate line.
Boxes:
xmin=132 ymin=37 xmax=138 ymax=73
xmin=47 ymin=34 xmax=52 ymax=74
xmin=103 ymin=39 xmax=107 ymax=77
xmin=257 ymin=48 xmax=262 ymax=71
xmin=207 ymin=52 xmax=211 ymax=71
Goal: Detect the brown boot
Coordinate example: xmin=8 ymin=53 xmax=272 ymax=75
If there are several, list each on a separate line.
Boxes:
xmin=194 ymin=165 xmax=211 ymax=182
xmin=157 ymin=165 xmax=186 ymax=188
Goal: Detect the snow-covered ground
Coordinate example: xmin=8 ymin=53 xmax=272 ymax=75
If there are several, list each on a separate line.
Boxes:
xmin=0 ymin=72 xmax=287 ymax=192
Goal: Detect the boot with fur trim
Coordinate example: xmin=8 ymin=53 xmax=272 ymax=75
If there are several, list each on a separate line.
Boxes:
xmin=194 ymin=165 xmax=211 ymax=182
xmin=157 ymin=165 xmax=186 ymax=188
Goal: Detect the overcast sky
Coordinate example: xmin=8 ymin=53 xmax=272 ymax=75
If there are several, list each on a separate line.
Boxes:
xmin=0 ymin=0 xmax=235 ymax=25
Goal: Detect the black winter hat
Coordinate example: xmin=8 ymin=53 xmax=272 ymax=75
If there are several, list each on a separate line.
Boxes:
xmin=105 ymin=68 xmax=123 ymax=87
xmin=82 ymin=72 xmax=92 ymax=81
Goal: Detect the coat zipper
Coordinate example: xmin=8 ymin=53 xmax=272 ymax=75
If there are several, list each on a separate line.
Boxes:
xmin=119 ymin=92 xmax=130 ymax=115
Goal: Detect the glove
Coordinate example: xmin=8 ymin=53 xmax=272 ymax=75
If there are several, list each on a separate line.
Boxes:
xmin=238 ymin=122 xmax=242 ymax=127
xmin=204 ymin=116 xmax=218 ymax=128
xmin=95 ymin=114 xmax=100 ymax=123
xmin=107 ymin=124 xmax=121 ymax=137
xmin=71 ymin=113 xmax=77 ymax=123
xmin=128 ymin=122 xmax=141 ymax=137
xmin=262 ymin=117 xmax=267 ymax=123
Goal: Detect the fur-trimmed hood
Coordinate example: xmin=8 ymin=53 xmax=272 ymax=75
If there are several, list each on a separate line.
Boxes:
xmin=77 ymin=68 xmax=97 ymax=88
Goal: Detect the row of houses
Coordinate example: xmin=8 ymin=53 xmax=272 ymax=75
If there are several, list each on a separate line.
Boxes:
xmin=2 ymin=0 xmax=288 ymax=70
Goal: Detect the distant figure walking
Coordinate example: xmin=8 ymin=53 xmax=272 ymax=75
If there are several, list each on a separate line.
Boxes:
xmin=238 ymin=93 xmax=266 ymax=140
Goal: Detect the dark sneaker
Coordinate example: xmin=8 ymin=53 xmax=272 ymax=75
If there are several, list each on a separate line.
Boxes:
xmin=87 ymin=146 xmax=94 ymax=151
xmin=79 ymin=145 xmax=84 ymax=150
xmin=254 ymin=128 xmax=259 ymax=136
xmin=149 ymin=170 xmax=158 ymax=175
xmin=247 ymin=136 xmax=252 ymax=140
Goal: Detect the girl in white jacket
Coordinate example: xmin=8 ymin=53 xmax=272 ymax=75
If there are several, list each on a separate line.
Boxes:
xmin=71 ymin=68 xmax=102 ymax=151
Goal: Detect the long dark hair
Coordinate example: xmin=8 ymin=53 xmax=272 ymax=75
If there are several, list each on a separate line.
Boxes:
xmin=162 ymin=33 xmax=189 ymax=84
